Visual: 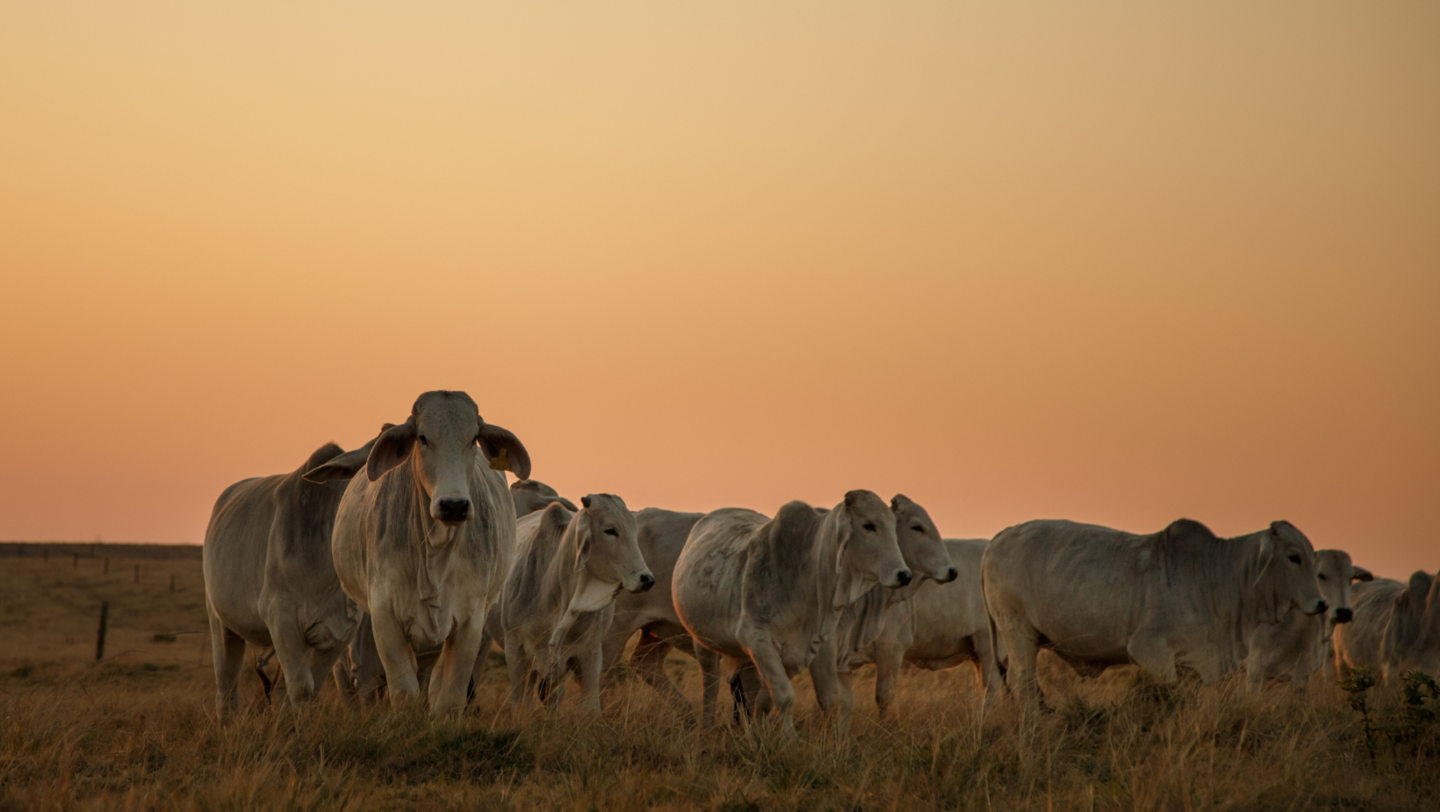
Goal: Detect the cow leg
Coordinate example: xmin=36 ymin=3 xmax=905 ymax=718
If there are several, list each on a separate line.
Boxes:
xmin=271 ymin=622 xmax=319 ymax=705
xmin=208 ymin=610 xmax=248 ymax=724
xmin=503 ymin=635 xmax=534 ymax=709
xmin=995 ymin=617 xmax=1044 ymax=708
xmin=631 ymin=630 xmax=690 ymax=712
xmin=430 ymin=621 xmax=485 ymax=716
xmin=332 ymin=656 xmax=358 ymax=706
xmin=350 ymin=615 xmax=386 ymax=703
xmin=873 ymin=638 xmax=905 ymax=721
xmin=578 ymin=638 xmax=604 ymax=716
xmin=370 ymin=609 xmax=421 ymax=704
xmin=809 ymin=641 xmax=853 ymax=735
xmin=306 ymin=644 xmax=349 ymax=704
xmin=973 ymin=630 xmax=1005 ymax=705
xmin=695 ymin=645 xmax=722 ymax=731
xmin=1126 ymin=630 xmax=1179 ymax=683
xmin=741 ymin=632 xmax=797 ymax=736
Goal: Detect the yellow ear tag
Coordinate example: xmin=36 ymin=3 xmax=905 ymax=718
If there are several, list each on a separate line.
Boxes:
xmin=488 ymin=448 xmax=509 ymax=472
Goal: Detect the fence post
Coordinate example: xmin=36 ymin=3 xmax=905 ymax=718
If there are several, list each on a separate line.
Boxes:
xmin=96 ymin=601 xmax=109 ymax=661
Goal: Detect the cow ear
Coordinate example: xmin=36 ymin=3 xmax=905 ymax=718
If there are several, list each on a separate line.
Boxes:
xmin=1351 ymin=566 xmax=1374 ymax=583
xmin=575 ymin=523 xmax=592 ymax=572
xmin=478 ymin=423 xmax=531 ymax=481
xmin=1407 ymin=571 xmax=1436 ymax=612
xmin=367 ymin=420 xmax=417 ymax=482
xmin=581 ymin=495 xmax=592 ymax=509
xmin=305 ymin=446 xmax=370 ymax=483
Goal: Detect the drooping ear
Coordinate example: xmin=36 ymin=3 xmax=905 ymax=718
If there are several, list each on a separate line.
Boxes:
xmin=575 ymin=519 xmax=592 ymax=572
xmin=478 ymin=422 xmax=531 ymax=480
xmin=1252 ymin=526 xmax=1284 ymax=622
xmin=1407 ymin=571 xmax=1436 ymax=614
xmin=1350 ymin=566 xmax=1374 ymax=583
xmin=367 ymin=420 xmax=417 ymax=482
xmin=1258 ymin=524 xmax=1277 ymax=564
xmin=305 ymin=445 xmax=371 ymax=483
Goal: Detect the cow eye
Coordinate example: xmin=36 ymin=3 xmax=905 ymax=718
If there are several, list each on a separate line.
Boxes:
xmin=603 ymin=528 xmax=618 ymax=537
xmin=1287 ymin=554 xmax=1301 ymax=565
xmin=911 ymin=525 xmax=925 ymax=533
xmin=418 ymin=435 xmax=429 ymax=447
xmin=863 ymin=522 xmax=876 ymax=532
xmin=1318 ymin=574 xmax=1327 ymax=581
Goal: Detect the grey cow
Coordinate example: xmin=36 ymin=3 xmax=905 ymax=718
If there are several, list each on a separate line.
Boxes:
xmin=498 ymin=495 xmax=653 ymax=714
xmin=1244 ymin=549 xmax=1372 ymax=690
xmin=203 ymin=436 xmax=378 ymax=721
xmin=315 ymin=390 xmax=529 ymax=716
xmin=983 ymin=518 xmax=1327 ymax=707
xmin=672 ymin=491 xmax=911 ymax=734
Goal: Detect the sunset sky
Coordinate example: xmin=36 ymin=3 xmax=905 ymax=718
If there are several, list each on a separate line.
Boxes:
xmin=2 ymin=2 xmax=1436 ymax=579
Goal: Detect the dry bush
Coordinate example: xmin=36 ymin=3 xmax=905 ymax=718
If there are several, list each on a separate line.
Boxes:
xmin=2 ymin=555 xmax=1436 ymax=810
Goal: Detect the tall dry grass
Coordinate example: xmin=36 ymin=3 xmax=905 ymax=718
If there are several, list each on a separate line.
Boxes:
xmin=1 ymin=554 xmax=1435 ymax=810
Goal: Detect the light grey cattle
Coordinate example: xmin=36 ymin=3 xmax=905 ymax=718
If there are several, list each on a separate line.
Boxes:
xmin=598 ymin=508 xmax=705 ymax=711
xmin=498 ymin=495 xmax=652 ymax=714
xmin=672 ymin=491 xmax=911 ymax=734
xmin=512 ymin=479 xmax=578 ymax=518
xmin=862 ymin=538 xmax=1004 ymax=717
xmin=1335 ymin=570 xmax=1440 ymax=684
xmin=983 ymin=518 xmax=1327 ymax=706
xmin=314 ymin=390 xmax=529 ymax=716
xmin=731 ymin=495 xmax=956 ymax=731
xmin=203 ymin=437 xmax=378 ymax=721
xmin=1244 ymin=549 xmax=1371 ymax=690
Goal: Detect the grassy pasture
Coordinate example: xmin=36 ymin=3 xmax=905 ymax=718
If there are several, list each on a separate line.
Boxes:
xmin=1 ymin=550 xmax=1435 ymax=810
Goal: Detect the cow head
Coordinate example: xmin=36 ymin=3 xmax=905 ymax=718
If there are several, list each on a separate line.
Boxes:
xmin=511 ymin=479 xmax=578 ymax=518
xmin=890 ymin=495 xmax=957 ymax=585
xmin=366 ymin=391 xmax=530 ymax=527
xmin=1312 ymin=549 xmax=1372 ymax=629
xmin=1257 ymin=521 xmax=1326 ymax=622
xmin=1389 ymin=570 xmax=1440 ymax=678
xmin=574 ymin=493 xmax=652 ymax=595
xmin=836 ymin=490 xmax=910 ymax=590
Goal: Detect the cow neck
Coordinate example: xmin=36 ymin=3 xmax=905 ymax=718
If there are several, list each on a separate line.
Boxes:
xmin=1222 ymin=530 xmax=1273 ymax=662
xmin=396 ymin=459 xmax=452 ymax=632
xmin=541 ymin=519 xmax=583 ymax=618
xmin=806 ymin=509 xmax=850 ymax=657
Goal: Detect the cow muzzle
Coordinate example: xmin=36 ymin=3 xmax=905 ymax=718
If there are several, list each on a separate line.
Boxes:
xmin=435 ymin=498 xmax=471 ymax=525
xmin=627 ymin=571 xmax=656 ymax=594
xmin=941 ymin=566 xmax=959 ymax=584
xmin=1305 ymin=599 xmax=1328 ymax=617
xmin=886 ymin=569 xmax=913 ymax=588
xmin=1333 ymin=607 xmax=1353 ymax=624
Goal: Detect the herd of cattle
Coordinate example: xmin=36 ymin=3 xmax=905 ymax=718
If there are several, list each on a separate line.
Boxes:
xmin=202 ymin=390 xmax=1440 ymax=733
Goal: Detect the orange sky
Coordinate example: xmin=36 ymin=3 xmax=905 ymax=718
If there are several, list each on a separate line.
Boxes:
xmin=2 ymin=2 xmax=1436 ymax=580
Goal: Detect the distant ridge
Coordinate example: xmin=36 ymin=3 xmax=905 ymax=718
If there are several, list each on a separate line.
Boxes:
xmin=0 ymin=542 xmax=202 ymax=560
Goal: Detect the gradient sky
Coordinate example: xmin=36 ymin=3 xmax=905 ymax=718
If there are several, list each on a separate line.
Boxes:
xmin=2 ymin=2 xmax=1436 ymax=580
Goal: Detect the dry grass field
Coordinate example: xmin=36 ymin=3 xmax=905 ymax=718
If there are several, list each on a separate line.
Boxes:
xmin=1 ymin=549 xmax=1435 ymax=811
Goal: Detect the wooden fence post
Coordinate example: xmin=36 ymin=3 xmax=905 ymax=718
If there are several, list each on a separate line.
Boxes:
xmin=96 ymin=601 xmax=109 ymax=661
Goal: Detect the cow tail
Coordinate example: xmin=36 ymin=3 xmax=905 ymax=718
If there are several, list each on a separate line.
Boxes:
xmin=981 ymin=567 xmax=1007 ymax=682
